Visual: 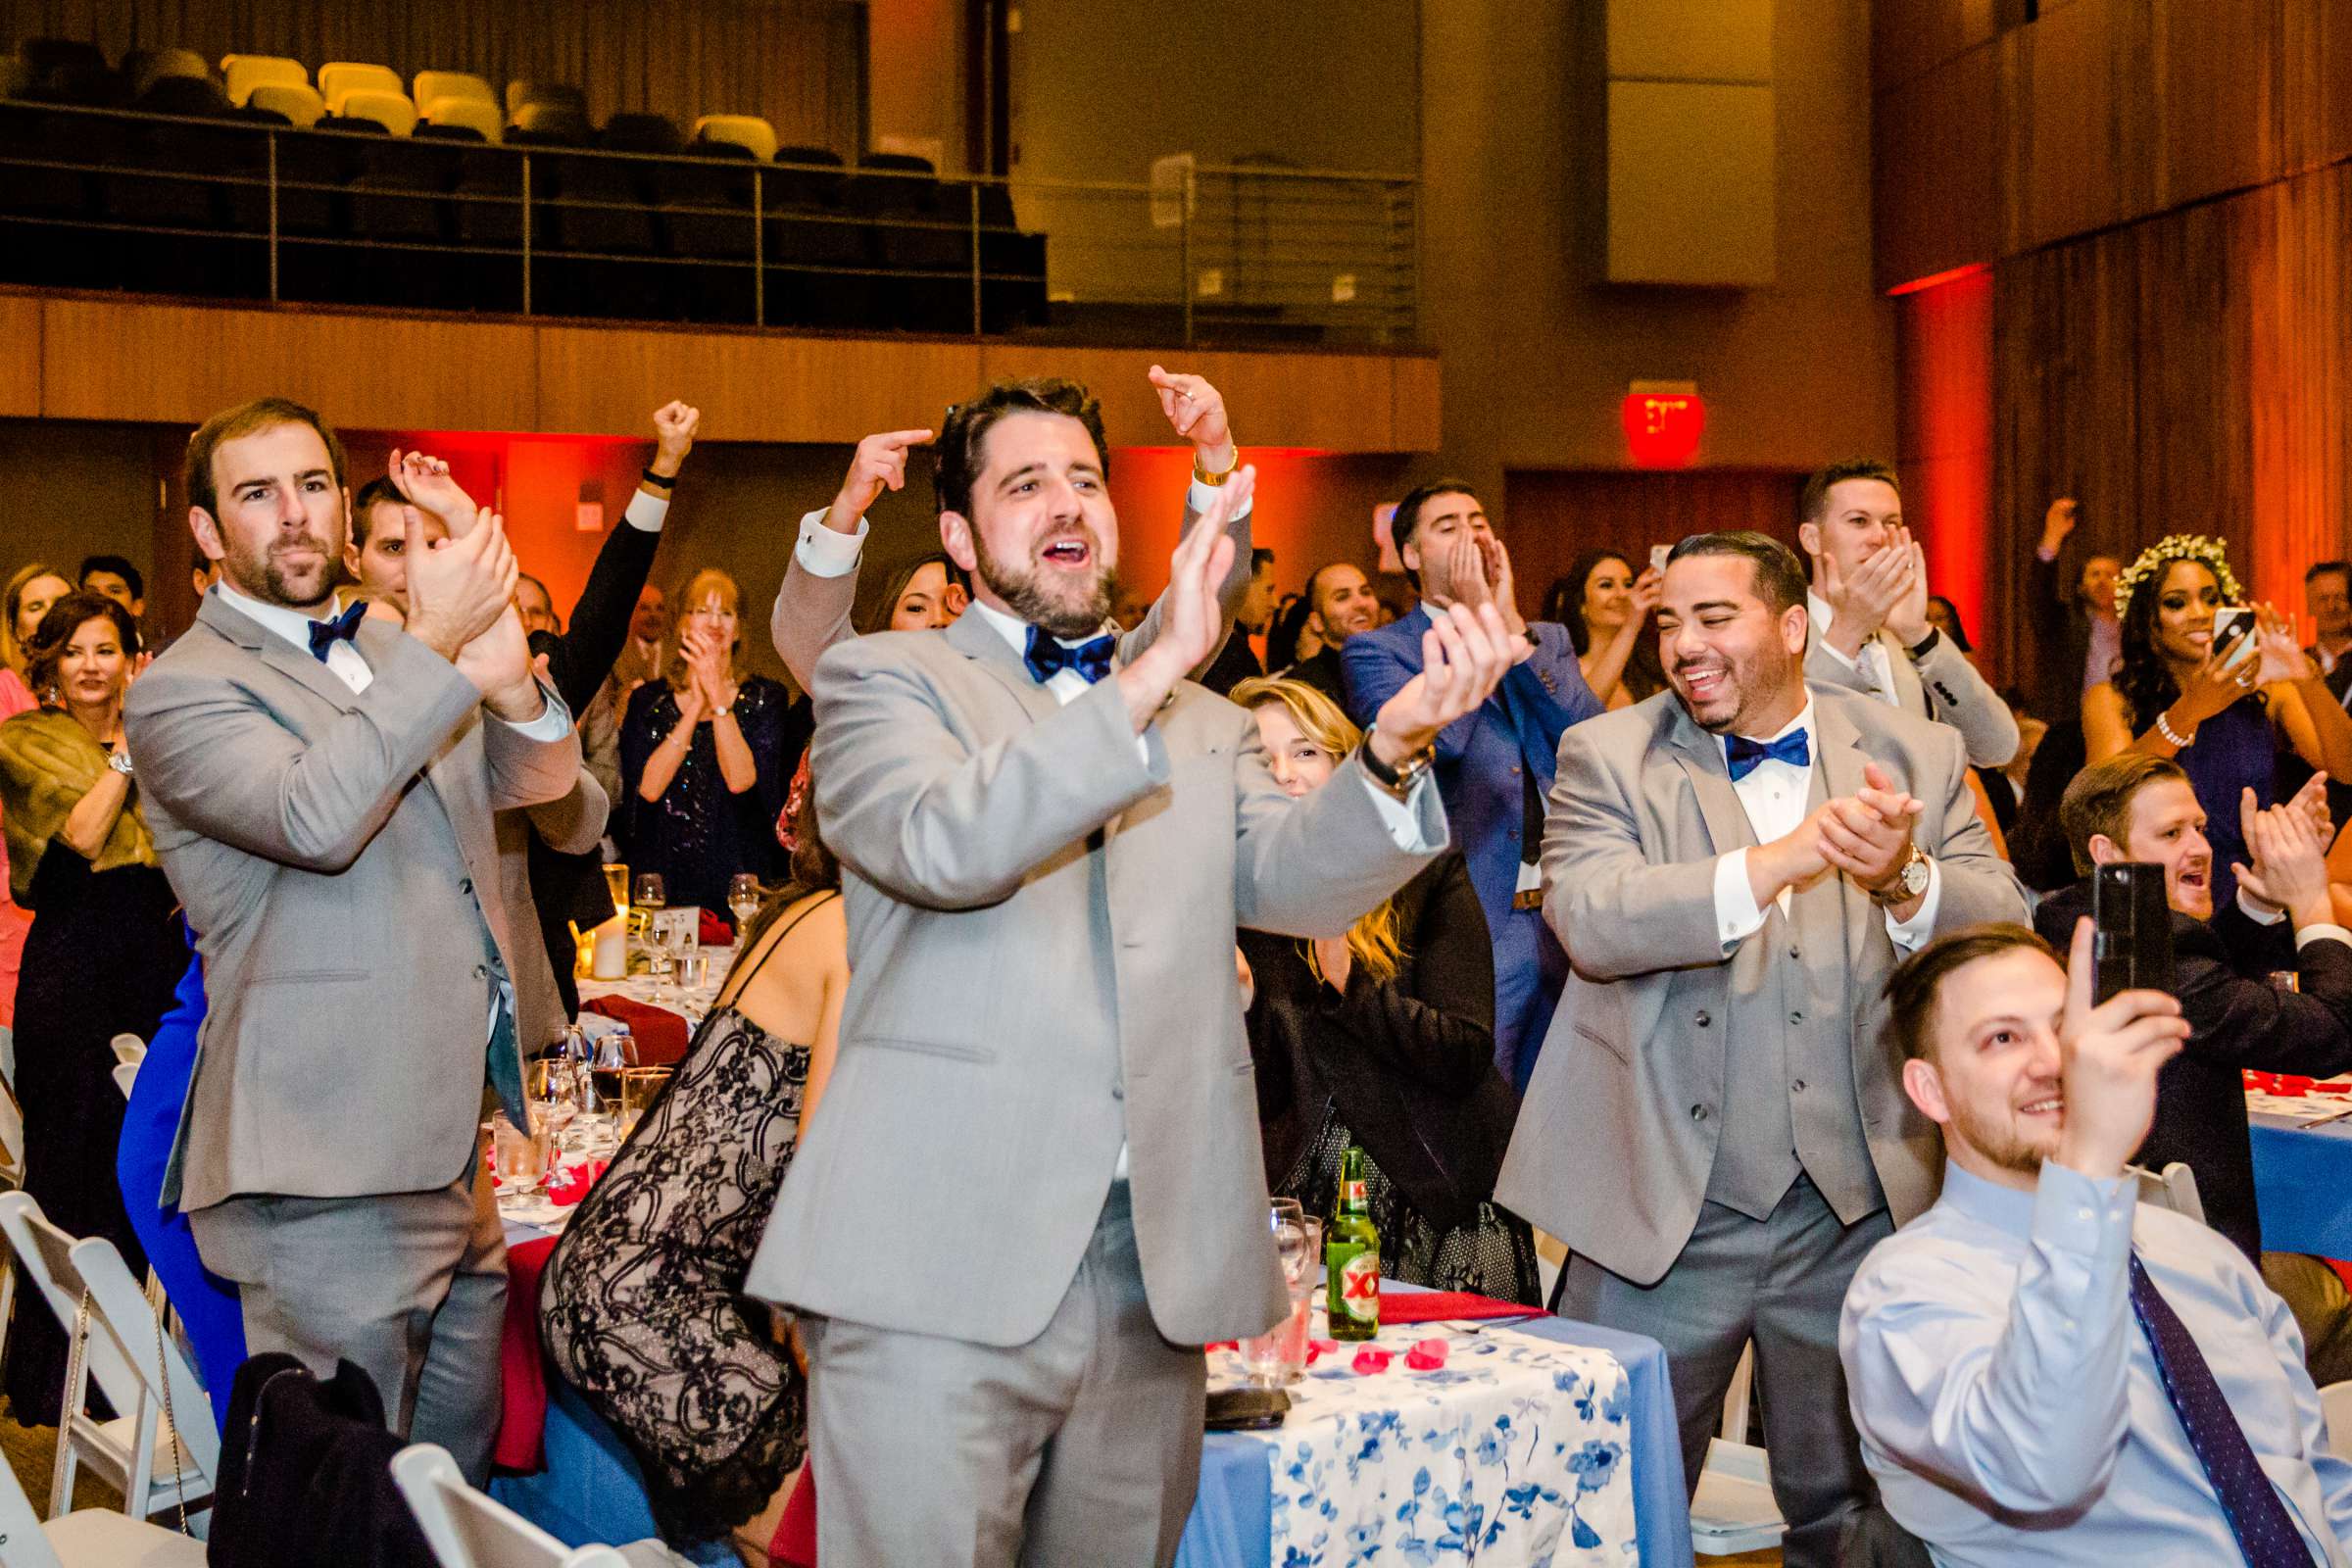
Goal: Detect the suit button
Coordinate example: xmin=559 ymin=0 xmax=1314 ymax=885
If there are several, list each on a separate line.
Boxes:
xmin=1789 ymin=1009 xmax=1803 ymax=1024
xmin=1690 ymin=1103 xmax=1709 ymax=1122
xmin=1694 ymin=1010 xmax=1711 ymax=1027
xmin=1510 ymin=763 xmax=1522 ymax=775
xmin=1788 ymin=946 xmax=1801 ymax=960
xmin=460 ymin=878 xmax=472 ymax=896
xmin=1112 ymin=1084 xmax=1125 ymax=1102
xmin=1792 ymin=1079 xmax=1807 ymax=1093
xmin=474 ymin=963 xmax=489 ymax=980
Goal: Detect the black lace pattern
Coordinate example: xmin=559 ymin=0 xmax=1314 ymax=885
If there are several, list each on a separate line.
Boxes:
xmin=539 ymin=1004 xmax=808 ymax=1543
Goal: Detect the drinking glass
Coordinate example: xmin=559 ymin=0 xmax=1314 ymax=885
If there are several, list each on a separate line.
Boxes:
xmin=1242 ymin=1203 xmax=1318 ymax=1387
xmin=487 ymin=1109 xmax=549 ymax=1189
xmin=633 ymin=874 xmax=671 ymax=989
xmin=727 ymin=874 xmax=763 ymax=940
xmin=618 ymin=1064 xmax=673 ymax=1138
xmin=588 ymin=1029 xmax=637 ymax=1115
xmin=604 ymin=861 xmax=631 ymax=920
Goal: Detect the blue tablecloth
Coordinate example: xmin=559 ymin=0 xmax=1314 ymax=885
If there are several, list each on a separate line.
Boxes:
xmin=2252 ymin=1112 xmax=2352 ymax=1257
xmin=1173 ymin=1298 xmax=1691 ymax=1568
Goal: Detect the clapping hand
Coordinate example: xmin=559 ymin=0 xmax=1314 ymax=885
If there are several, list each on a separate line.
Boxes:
xmin=2234 ymin=778 xmax=2334 ymax=926
xmin=651 ymin=401 xmax=700 ymax=477
xmin=679 ymin=628 xmax=736 ymax=716
xmin=1119 ymin=467 xmax=1250 ymax=710
xmin=1147 ymin=366 xmax=1234 ymax=471
xmin=1812 ymin=534 xmax=1912 ymax=653
xmin=1883 ymin=527 xmax=1933 ymax=645
xmin=1819 ymin=761 xmax=1927 ymax=898
xmin=1368 ymin=600 xmax=1520 ymax=764
xmin=2253 ymin=603 xmax=2315 ymax=687
xmin=387 ymin=449 xmax=478 ymax=536
xmin=2053 ymin=917 xmax=2190 ymax=1181
xmin=827 ymin=427 xmax=934 ymax=536
xmin=405 ymin=505 xmax=514 ymax=662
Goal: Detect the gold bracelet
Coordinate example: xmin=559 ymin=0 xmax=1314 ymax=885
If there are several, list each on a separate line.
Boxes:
xmin=1194 ymin=443 xmax=1239 ymax=487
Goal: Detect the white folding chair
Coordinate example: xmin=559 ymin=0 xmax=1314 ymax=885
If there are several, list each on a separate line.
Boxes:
xmin=109 ymin=1035 xmax=147 ymax=1069
xmin=0 ymin=1194 xmax=214 ymax=1533
xmin=392 ymin=1445 xmax=634 ymax=1568
xmin=2130 ymin=1160 xmax=2206 ymax=1223
xmin=0 ymin=1424 xmax=204 ymax=1566
xmin=0 ymin=1076 xmax=24 ymax=1188
xmin=1691 ymin=1341 xmax=1786 ymax=1555
xmin=2322 ymin=1380 xmax=2352 ymax=1462
xmin=111 ymin=1061 xmax=138 ymax=1101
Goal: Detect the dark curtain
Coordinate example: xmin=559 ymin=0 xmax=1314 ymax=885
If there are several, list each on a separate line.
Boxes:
xmin=1 ymin=0 xmax=867 ymax=154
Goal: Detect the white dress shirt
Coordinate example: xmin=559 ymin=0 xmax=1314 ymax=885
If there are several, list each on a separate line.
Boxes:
xmin=1842 ymin=1159 xmax=2352 ymax=1567
xmin=1707 ymin=698 xmax=1943 ymax=951
xmin=792 ymin=477 xmax=1250 ymax=580
xmin=1807 ymin=591 xmax=1901 ymax=707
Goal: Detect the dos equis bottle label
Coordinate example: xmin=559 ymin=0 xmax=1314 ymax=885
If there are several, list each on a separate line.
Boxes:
xmin=1326 ymin=1145 xmax=1381 ymax=1341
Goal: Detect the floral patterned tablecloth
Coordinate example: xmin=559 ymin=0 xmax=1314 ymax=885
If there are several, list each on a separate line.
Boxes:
xmin=1208 ymin=1318 xmax=1639 ymax=1567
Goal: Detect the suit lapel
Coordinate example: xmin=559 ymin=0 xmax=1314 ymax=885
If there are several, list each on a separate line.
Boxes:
xmin=199 ymin=592 xmax=364 ymax=713
xmin=947 ymin=606 xmax=1062 ymax=726
xmin=1667 ymin=707 xmax=1755 ymax=855
xmin=1879 ymin=629 xmax=1930 ymax=719
xmin=1811 ymin=695 xmax=1879 ymax=971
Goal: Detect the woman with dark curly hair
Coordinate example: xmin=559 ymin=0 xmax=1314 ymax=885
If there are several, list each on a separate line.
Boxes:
xmin=0 ymin=590 xmax=184 ymax=1423
xmin=1543 ymin=549 xmax=1665 ymax=710
xmin=542 ymin=777 xmax=844 ymax=1556
xmin=2082 ymin=535 xmax=2352 ymax=908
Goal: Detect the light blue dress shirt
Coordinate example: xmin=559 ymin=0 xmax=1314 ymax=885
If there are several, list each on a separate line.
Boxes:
xmin=1840 ymin=1159 xmax=2352 ymax=1566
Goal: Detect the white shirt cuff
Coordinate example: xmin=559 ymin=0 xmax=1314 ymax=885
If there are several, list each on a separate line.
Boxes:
xmin=1714 ymin=849 xmax=1768 ymax=949
xmin=2240 ymin=890 xmax=2288 ymax=925
xmin=1884 ymin=857 xmax=1943 ymax=953
xmin=1360 ymin=768 xmax=1440 ymax=852
xmin=623 ymin=489 xmax=670 ymax=533
xmin=2298 ymin=923 xmax=2352 ymax=952
xmin=1188 ymin=475 xmax=1252 ymax=520
xmin=501 ymin=682 xmax=574 ymax=740
xmin=795 ymin=508 xmax=866 ymax=578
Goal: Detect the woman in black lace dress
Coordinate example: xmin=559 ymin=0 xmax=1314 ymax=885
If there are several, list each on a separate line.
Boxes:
xmin=540 ymin=785 xmax=847 ymax=1552
xmin=617 ymin=567 xmax=790 ymax=911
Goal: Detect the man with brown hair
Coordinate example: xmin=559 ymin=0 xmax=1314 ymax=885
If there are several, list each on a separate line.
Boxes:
xmin=124 ymin=396 xmax=579 ymax=1479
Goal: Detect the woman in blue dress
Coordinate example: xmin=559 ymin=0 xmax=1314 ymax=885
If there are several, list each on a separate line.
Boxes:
xmin=2082 ymin=535 xmax=2352 ymax=908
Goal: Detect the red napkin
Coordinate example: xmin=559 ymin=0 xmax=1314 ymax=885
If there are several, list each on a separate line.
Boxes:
xmin=699 ymin=908 xmax=734 ymax=946
xmin=492 ymin=1236 xmax=561 ymax=1472
xmin=772 ymin=1463 xmax=817 ymax=1566
xmin=1375 ymin=1291 xmax=1541 ymax=1326
xmin=544 ymin=1159 xmax=608 ymax=1207
xmin=580 ymin=996 xmax=690 ymax=1064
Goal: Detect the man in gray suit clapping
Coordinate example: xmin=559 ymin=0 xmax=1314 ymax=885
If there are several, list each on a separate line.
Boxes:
xmin=1498 ymin=530 xmax=2026 ymax=1566
xmin=747 ymin=377 xmax=1523 ymax=1566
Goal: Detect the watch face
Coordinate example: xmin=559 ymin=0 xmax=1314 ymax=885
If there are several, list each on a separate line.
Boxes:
xmin=1901 ymin=856 xmax=1930 ymax=894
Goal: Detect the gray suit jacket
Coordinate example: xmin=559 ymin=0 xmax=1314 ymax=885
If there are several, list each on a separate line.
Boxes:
xmin=745 ymin=607 xmax=1445 ymax=1347
xmin=500 ymin=770 xmax=610 ymax=1054
xmin=1805 ymin=612 xmax=2020 ymax=768
xmin=122 ymin=593 xmax=582 ymax=1209
xmin=1495 ymin=685 xmax=2026 ymax=1285
xmin=768 ymin=490 xmax=1254 ymax=693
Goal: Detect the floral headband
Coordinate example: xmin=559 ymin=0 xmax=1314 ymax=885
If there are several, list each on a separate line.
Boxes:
xmin=2112 ymin=534 xmax=2241 ymax=623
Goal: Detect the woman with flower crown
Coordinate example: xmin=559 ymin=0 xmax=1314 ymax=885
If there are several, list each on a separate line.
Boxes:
xmin=2082 ymin=534 xmax=2352 ymax=906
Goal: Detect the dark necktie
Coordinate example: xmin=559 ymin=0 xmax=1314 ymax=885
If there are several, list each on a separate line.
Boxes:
xmin=307 ymin=602 xmax=367 ymax=662
xmin=1725 ymin=727 xmax=1810 ymax=782
xmin=2129 ymin=1255 xmax=2316 ymax=1566
xmin=1023 ymin=626 xmax=1114 ymax=686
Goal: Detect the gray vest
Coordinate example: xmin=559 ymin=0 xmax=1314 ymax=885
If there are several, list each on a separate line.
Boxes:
xmin=1702 ymin=774 xmax=1887 ymax=1222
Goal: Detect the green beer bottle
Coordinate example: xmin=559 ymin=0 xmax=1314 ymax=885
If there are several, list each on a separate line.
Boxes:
xmin=1325 ymin=1146 xmax=1381 ymax=1341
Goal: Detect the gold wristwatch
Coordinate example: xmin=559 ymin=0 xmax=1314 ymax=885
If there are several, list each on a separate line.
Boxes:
xmin=1194 ymin=442 xmax=1239 ymax=486
xmin=1359 ymin=725 xmax=1434 ymax=802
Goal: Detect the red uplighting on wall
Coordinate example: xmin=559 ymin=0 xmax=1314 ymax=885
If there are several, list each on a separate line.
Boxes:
xmin=1621 ymin=386 xmax=1705 ymax=468
xmin=1894 ymin=268 xmax=1994 ymax=680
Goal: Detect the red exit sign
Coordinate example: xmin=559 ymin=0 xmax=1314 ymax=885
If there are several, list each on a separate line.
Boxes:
xmin=1622 ymin=381 xmax=1705 ymax=468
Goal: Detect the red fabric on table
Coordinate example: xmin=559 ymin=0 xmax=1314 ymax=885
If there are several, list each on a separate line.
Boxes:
xmin=2328 ymin=1258 xmax=2352 ymax=1296
xmin=580 ymin=995 xmax=691 ymax=1064
xmin=699 ymin=908 xmax=734 ymax=947
xmin=771 ymin=1462 xmax=817 ymax=1566
xmin=493 ymin=1235 xmax=561 ymax=1472
xmin=1374 ymin=1291 xmax=1542 ymax=1326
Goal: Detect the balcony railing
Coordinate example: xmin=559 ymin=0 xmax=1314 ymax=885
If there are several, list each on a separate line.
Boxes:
xmin=0 ymin=99 xmax=1419 ymax=347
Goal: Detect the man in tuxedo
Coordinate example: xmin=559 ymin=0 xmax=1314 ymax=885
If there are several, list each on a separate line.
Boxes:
xmin=1799 ymin=460 xmax=2018 ymax=769
xmin=768 ymin=364 xmax=1257 ymax=694
xmin=1342 ymin=479 xmax=1603 ymax=1091
xmin=2034 ymin=752 xmax=2352 ymax=1377
xmin=123 ymin=397 xmax=580 ymax=1479
xmin=1281 ymin=561 xmax=1381 ymax=705
xmin=1499 ymin=530 xmax=2026 ymax=1566
xmin=747 ymin=376 xmax=1519 ymax=1566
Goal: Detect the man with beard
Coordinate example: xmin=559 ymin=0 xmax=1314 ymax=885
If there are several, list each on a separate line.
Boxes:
xmin=1342 ymin=479 xmax=1604 ymax=1091
xmin=1841 ymin=921 xmax=2352 ymax=1566
xmin=2034 ymin=753 xmax=2352 ymax=1376
xmin=1281 ymin=561 xmax=1381 ymax=705
xmin=1499 ymin=530 xmax=2024 ymax=1566
xmin=122 ymin=397 xmax=580 ymax=1479
xmin=746 ymin=376 xmax=1523 ymax=1566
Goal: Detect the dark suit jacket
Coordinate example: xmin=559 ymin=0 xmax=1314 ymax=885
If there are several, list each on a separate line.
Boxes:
xmin=524 ymin=514 xmax=664 ymax=1017
xmin=1280 ymin=645 xmax=1348 ymax=709
xmin=1241 ymin=852 xmax=1518 ymax=1234
xmin=2026 ymin=551 xmax=2097 ymax=726
xmin=2035 ymin=880 xmax=2352 ymax=1260
xmin=1200 ymin=624 xmax=1262 ymax=697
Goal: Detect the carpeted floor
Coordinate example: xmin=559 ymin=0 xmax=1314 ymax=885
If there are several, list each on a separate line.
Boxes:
xmin=0 ymin=1396 xmax=127 ymax=1515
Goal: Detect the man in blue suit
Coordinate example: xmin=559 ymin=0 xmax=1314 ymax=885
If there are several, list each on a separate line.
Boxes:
xmin=1344 ymin=479 xmax=1603 ymax=1091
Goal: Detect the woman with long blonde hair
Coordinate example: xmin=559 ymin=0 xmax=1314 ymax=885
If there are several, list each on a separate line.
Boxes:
xmin=1230 ymin=676 xmax=1540 ymax=1304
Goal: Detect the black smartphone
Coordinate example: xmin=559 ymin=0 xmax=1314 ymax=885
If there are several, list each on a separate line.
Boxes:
xmin=1204 ymin=1387 xmax=1290 ymax=1431
xmin=2090 ymin=861 xmax=2176 ymax=1003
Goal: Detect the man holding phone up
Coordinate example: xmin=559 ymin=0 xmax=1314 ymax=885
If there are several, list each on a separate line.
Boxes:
xmin=2036 ymin=752 xmax=2352 ymax=1374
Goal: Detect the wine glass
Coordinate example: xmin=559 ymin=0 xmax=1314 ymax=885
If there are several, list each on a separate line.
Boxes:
xmin=632 ymin=873 xmax=670 ymax=990
xmin=727 ymin=874 xmax=762 ymax=942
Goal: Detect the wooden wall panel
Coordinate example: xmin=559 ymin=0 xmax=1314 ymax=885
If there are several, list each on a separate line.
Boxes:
xmin=2006 ymin=0 xmax=2123 ymax=254
xmin=977 ymin=344 xmax=1440 ymax=454
xmin=2151 ymin=0 xmax=2281 ymax=211
xmin=1873 ymin=40 xmax=2000 ymax=294
xmin=1390 ymin=354 xmax=1442 ymax=454
xmin=1873 ymin=0 xmax=1996 ymax=94
xmin=39 ymin=298 xmax=537 ymax=429
xmin=1498 ymin=467 xmax=1806 ymax=627
xmin=0 ymin=296 xmax=38 ymax=417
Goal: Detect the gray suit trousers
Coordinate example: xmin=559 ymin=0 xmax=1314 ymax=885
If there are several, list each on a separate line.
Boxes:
xmin=188 ymin=1167 xmax=508 ymax=1483
xmin=1560 ymin=1173 xmax=1891 ymax=1568
xmin=803 ymin=1182 xmax=1207 ymax=1567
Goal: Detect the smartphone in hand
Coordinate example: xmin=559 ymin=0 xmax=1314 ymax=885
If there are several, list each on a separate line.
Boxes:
xmin=2212 ymin=606 xmax=2259 ymax=668
xmin=2090 ymin=861 xmax=2175 ymax=1003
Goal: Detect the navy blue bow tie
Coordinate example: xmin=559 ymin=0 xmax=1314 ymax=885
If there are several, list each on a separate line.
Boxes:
xmin=307 ymin=602 xmax=368 ymax=662
xmin=1023 ymin=626 xmax=1115 ymax=686
xmin=1725 ymin=727 xmax=1810 ymax=781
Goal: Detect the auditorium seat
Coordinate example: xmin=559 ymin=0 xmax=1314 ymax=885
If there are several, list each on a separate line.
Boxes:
xmin=333 ymin=88 xmax=417 ymax=137
xmin=602 ymin=112 xmax=682 ymax=156
xmin=121 ymin=47 xmax=210 ymax=101
xmin=350 ymin=133 xmax=463 ymax=307
xmin=448 ymin=140 xmax=525 ymax=312
xmin=246 ymin=81 xmax=323 ymax=128
xmin=763 ymin=145 xmax=869 ymax=329
xmin=506 ymin=80 xmax=587 ymax=122
xmin=411 ymin=70 xmax=494 ymax=113
xmin=693 ymin=114 xmax=777 ymax=164
xmin=418 ymin=95 xmax=499 ymax=142
xmin=134 ymin=74 xmax=231 ymax=119
xmin=660 ymin=136 xmax=760 ymax=323
xmin=854 ymin=152 xmax=970 ymax=334
xmin=13 ymin=37 xmax=119 ymax=105
xmin=971 ymin=179 xmax=1048 ymax=331
xmin=0 ymin=98 xmax=100 ymax=285
xmin=507 ymin=98 xmax=592 ymax=148
xmin=318 ymin=62 xmax=403 ymax=108
xmin=220 ymin=54 xmax=305 ymax=107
